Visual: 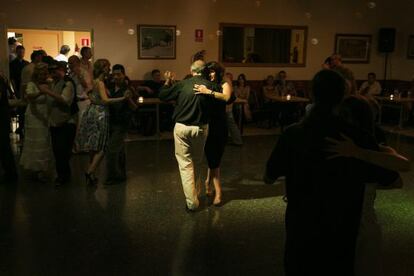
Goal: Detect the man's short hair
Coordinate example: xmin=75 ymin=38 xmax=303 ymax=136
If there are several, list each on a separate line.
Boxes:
xmin=311 ymin=70 xmax=346 ymax=107
xmin=368 ymin=72 xmax=376 ymax=78
xmin=30 ymin=50 xmax=44 ymax=62
xmin=191 ymin=60 xmax=205 ymax=73
xmin=42 ymin=55 xmax=56 ymax=67
xmin=60 ymin=45 xmax=71 ymax=55
xmin=112 ymin=64 xmax=125 ymax=74
xmin=8 ymin=37 xmax=17 ymax=45
xmin=16 ymin=45 xmax=25 ymax=51
xmin=151 ymin=69 xmax=160 ymax=76
xmin=80 ymin=47 xmax=91 ymax=57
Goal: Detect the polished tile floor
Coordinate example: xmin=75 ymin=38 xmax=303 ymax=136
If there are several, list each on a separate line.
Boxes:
xmin=1 ymin=135 xmax=413 ymax=275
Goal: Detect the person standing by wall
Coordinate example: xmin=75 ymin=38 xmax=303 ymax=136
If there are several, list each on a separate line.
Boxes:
xmin=0 ymin=72 xmax=18 ymax=183
xmin=9 ymin=45 xmax=29 ymax=97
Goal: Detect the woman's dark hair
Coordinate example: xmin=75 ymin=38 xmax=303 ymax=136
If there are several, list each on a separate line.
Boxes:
xmin=237 ymin=74 xmax=247 ymax=86
xmin=42 ymin=55 xmax=55 ymax=66
xmin=339 ymin=95 xmax=375 ymax=134
xmin=203 ymin=61 xmax=225 ymax=84
xmin=311 ymin=69 xmax=346 ymax=108
xmin=112 ymin=64 xmax=126 ymax=75
xmin=80 ymin=46 xmax=91 ymax=57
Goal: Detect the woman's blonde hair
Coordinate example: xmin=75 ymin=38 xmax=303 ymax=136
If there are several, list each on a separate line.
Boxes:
xmin=31 ymin=62 xmax=48 ymax=83
xmin=93 ymin=59 xmax=110 ymax=79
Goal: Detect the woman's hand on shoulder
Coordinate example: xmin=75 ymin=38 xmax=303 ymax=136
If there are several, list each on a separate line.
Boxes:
xmin=194 ymin=84 xmax=210 ymax=95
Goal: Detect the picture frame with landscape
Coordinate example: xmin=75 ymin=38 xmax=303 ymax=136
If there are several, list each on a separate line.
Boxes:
xmin=334 ymin=34 xmax=371 ymax=63
xmin=138 ymin=25 xmax=176 ymax=59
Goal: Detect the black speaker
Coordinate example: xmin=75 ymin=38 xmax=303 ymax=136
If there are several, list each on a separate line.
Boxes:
xmin=378 ymin=28 xmax=396 ymax=53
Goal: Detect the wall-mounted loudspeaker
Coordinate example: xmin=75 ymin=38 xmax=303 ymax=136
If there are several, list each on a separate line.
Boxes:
xmin=378 ymin=28 xmax=396 ymax=53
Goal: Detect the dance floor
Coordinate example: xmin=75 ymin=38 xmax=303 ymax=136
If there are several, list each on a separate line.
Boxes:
xmin=1 ymin=135 xmax=414 ymax=275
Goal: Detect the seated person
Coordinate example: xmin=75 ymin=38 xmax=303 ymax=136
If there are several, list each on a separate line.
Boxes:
xmin=262 ymin=75 xmax=277 ymax=102
xmin=359 ymin=72 xmax=382 ymax=96
xmin=141 ymin=69 xmax=164 ymax=98
xmin=234 ymin=73 xmax=252 ymax=121
xmin=275 ymin=70 xmax=296 ymax=96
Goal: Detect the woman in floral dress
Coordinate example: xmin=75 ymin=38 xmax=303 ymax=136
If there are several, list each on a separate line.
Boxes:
xmin=77 ymin=59 xmax=128 ymax=185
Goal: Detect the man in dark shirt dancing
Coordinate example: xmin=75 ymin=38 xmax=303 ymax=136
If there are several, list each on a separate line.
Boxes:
xmin=264 ymin=70 xmax=394 ymax=276
xmin=159 ymin=60 xmax=217 ymax=211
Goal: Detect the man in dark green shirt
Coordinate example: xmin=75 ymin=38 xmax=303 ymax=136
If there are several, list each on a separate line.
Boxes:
xmin=159 ymin=60 xmax=217 ymax=211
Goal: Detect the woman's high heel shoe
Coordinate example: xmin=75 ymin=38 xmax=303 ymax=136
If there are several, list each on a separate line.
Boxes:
xmin=213 ymin=195 xmax=223 ymax=207
xmin=85 ymin=172 xmax=97 ymax=186
xmin=205 ymin=181 xmax=214 ymax=197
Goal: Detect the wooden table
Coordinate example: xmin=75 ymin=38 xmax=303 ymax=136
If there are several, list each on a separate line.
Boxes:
xmin=137 ymin=98 xmax=166 ymax=138
xmin=266 ymin=95 xmax=310 ymax=130
xmin=137 ymin=97 xmax=248 ymax=138
xmin=375 ymin=96 xmax=414 ymax=128
xmin=266 ymin=95 xmax=310 ymax=103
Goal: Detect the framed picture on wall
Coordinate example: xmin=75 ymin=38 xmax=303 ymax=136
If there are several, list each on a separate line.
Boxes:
xmin=407 ymin=35 xmax=414 ymax=59
xmin=138 ymin=25 xmax=176 ymax=59
xmin=334 ymin=34 xmax=372 ymax=63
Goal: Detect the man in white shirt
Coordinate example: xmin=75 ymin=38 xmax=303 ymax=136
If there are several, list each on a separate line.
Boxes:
xmin=359 ymin=72 xmax=382 ymax=96
xmin=55 ymin=45 xmax=71 ymax=62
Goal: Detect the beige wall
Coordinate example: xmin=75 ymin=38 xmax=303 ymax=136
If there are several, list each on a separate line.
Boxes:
xmin=1 ymin=0 xmax=413 ymax=81
xmin=9 ymin=28 xmax=62 ymax=57
xmin=7 ymin=29 xmax=91 ymax=60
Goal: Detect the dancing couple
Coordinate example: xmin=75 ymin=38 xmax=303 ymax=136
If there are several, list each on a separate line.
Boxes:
xmin=159 ymin=60 xmax=234 ymax=211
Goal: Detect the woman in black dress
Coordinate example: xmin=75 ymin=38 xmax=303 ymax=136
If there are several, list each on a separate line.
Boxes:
xmin=194 ymin=62 xmax=234 ymax=205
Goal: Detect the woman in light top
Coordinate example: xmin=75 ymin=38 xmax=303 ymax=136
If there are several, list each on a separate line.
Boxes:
xmin=77 ymin=59 xmax=129 ymax=185
xmin=20 ymin=63 xmax=53 ymax=181
xmin=262 ymin=75 xmax=277 ymax=102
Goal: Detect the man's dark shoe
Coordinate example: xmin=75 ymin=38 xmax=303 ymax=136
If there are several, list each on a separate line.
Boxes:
xmin=185 ymin=205 xmax=198 ymax=213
